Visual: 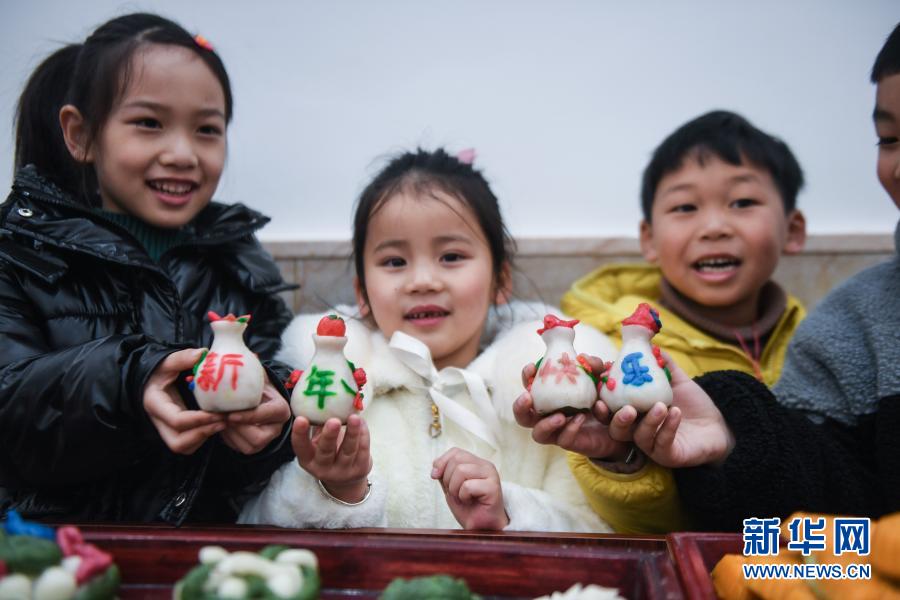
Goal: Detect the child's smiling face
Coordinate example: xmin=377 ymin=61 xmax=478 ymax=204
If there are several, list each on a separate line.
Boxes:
xmin=640 ymin=154 xmax=806 ymax=326
xmin=358 ymin=190 xmax=505 ymax=370
xmin=78 ymin=44 xmax=227 ymax=228
xmin=875 ymin=72 xmax=900 ymax=209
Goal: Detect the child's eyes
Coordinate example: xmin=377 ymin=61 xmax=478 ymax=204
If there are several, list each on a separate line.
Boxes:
xmin=198 ymin=124 xmax=224 ymax=136
xmin=380 ymin=257 xmax=406 ymax=268
xmin=730 ymin=198 xmax=758 ymax=209
xmin=133 ymin=118 xmax=162 ymax=130
xmin=877 ymin=136 xmax=899 ymax=146
xmin=668 ymin=203 xmax=696 ymax=214
xmin=440 ymin=252 xmax=466 ymax=263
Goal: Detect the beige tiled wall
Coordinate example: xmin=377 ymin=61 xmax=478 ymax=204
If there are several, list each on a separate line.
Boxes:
xmin=265 ymin=234 xmax=895 ymax=315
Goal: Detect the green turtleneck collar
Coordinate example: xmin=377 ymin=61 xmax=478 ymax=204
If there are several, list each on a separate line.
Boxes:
xmin=97 ymin=210 xmax=189 ymax=262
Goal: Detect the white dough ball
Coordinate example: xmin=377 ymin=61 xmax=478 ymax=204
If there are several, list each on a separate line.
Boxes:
xmin=33 ymin=567 xmax=77 ymax=600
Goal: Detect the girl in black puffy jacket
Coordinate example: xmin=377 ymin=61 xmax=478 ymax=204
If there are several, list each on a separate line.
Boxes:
xmin=0 ymin=13 xmax=296 ymax=524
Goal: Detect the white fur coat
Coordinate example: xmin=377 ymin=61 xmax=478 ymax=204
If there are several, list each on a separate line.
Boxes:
xmin=239 ymin=302 xmax=615 ymax=532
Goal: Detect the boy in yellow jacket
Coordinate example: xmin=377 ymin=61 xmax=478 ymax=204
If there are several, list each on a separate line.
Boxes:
xmin=563 ymin=110 xmax=807 ymax=386
xmin=519 ymin=111 xmax=808 ymax=533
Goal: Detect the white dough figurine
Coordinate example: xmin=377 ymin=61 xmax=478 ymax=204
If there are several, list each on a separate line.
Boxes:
xmin=599 ymin=303 xmax=672 ymax=413
xmin=528 ymin=315 xmax=598 ymax=415
xmin=188 ymin=312 xmax=265 ymax=412
xmin=288 ymin=315 xmax=367 ymax=424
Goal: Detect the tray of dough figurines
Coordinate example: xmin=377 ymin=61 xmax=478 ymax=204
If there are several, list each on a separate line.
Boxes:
xmin=72 ymin=525 xmax=684 ymax=599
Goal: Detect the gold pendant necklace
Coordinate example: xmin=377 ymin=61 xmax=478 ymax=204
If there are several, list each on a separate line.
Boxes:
xmin=429 ymin=401 xmax=442 ymax=437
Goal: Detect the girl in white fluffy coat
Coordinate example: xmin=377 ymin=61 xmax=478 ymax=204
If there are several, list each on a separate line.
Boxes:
xmin=239 ymin=148 xmax=614 ymax=532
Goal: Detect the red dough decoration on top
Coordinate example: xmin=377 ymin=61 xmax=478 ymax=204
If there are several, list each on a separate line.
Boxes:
xmin=621 ymin=302 xmax=662 ymax=333
xmin=536 ymin=314 xmax=580 ymax=335
xmin=57 ymin=526 xmax=113 ymax=585
xmin=207 ymin=311 xmax=251 ymax=324
xmin=316 ymin=314 xmax=347 ymax=337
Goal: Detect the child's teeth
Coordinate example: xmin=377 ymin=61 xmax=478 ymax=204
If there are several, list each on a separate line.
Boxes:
xmin=696 ymin=258 xmax=738 ymax=271
xmin=153 ymin=181 xmax=192 ymax=194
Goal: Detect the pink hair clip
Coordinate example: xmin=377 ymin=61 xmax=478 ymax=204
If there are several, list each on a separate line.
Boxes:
xmin=456 ymin=148 xmax=477 ymax=165
xmin=194 ymin=34 xmax=214 ymax=51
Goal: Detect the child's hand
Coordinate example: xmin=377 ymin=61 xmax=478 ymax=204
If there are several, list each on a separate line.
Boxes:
xmin=605 ymin=355 xmax=736 ymax=468
xmin=291 ymin=414 xmax=372 ymax=503
xmin=432 ymin=447 xmax=508 ymax=530
xmin=513 ymin=358 xmax=629 ymax=459
xmin=221 ymin=380 xmax=291 ymax=454
xmin=143 ymin=348 xmax=226 ymax=455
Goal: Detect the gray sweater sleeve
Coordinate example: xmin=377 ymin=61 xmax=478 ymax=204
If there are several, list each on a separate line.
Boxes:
xmin=773 ymin=253 xmax=900 ymax=425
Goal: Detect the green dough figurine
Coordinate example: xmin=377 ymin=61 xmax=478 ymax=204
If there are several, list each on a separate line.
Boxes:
xmin=174 ymin=545 xmax=319 ymax=600
xmin=0 ymin=511 xmax=119 ymax=600
xmin=380 ymin=574 xmax=479 ymax=600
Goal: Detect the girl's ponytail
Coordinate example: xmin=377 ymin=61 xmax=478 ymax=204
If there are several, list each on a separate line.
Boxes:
xmin=14 ymin=44 xmax=82 ymax=193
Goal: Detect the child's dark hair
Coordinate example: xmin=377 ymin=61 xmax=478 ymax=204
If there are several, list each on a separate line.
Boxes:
xmin=352 ymin=148 xmax=514 ymax=302
xmin=640 ymin=110 xmax=804 ymax=221
xmin=14 ymin=12 xmax=233 ymax=205
xmin=872 ymin=22 xmax=900 ymax=83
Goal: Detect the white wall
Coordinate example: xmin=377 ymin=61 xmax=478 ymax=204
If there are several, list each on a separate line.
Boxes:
xmin=1 ymin=1 xmax=897 ymax=241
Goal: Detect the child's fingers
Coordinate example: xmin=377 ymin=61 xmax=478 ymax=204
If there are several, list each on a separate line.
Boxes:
xmin=632 ymin=402 xmax=668 ymax=451
xmin=352 ymin=422 xmax=374 ymax=475
xmin=227 ymin=422 xmax=283 ymax=454
xmin=652 ymin=406 xmax=682 ymax=456
xmin=158 ymin=420 xmax=224 ymax=455
xmin=338 ymin=415 xmax=363 ymax=461
xmin=432 ymin=447 xmax=463 ymax=479
xmin=519 ymin=363 xmax=537 ymax=387
xmin=291 ymin=417 xmax=315 ymax=465
xmin=446 ymin=462 xmax=485 ymax=500
xmin=443 ymin=462 xmax=466 ymax=498
xmin=458 ymin=477 xmax=496 ymax=504
xmin=311 ymin=418 xmax=342 ymax=464
xmin=227 ymin=390 xmax=290 ymax=425
xmin=168 ymin=409 xmax=225 ymax=432
xmin=555 ymin=413 xmax=587 ymax=449
xmin=592 ymin=400 xmax=612 ymax=425
xmin=607 ymin=406 xmax=639 ymax=442
xmin=220 ymin=428 xmax=255 ymax=455
xmin=577 ymin=354 xmax=608 ymax=374
xmin=356 ymin=418 xmax=372 ymax=466
xmin=148 ymin=397 xmax=224 ymax=432
xmin=530 ymin=412 xmax=567 ymax=444
xmin=152 ymin=348 xmax=206 ymax=384
xmin=512 ymin=391 xmax=540 ymax=428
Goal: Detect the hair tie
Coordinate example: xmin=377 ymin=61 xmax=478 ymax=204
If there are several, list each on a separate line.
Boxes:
xmin=194 ymin=34 xmax=214 ymax=51
xmin=456 ymin=148 xmax=476 ymax=165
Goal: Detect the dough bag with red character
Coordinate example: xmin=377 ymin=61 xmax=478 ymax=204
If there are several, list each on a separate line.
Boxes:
xmin=599 ymin=303 xmax=672 ymax=413
xmin=188 ymin=312 xmax=265 ymax=412
xmin=528 ymin=315 xmax=598 ymax=415
xmin=288 ymin=315 xmax=366 ymax=424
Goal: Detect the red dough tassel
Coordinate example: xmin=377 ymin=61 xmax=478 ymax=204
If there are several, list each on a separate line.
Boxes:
xmin=285 ymin=369 xmax=303 ymax=390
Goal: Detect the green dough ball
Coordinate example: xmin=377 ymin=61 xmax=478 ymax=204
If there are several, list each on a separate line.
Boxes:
xmin=258 ymin=545 xmax=289 ymax=561
xmin=173 ymin=563 xmax=213 ymax=600
xmin=0 ymin=534 xmax=63 ymax=576
xmin=172 ymin=556 xmax=320 ymax=600
xmin=380 ymin=574 xmax=479 ymax=600
xmin=73 ymin=564 xmax=120 ymax=600
xmin=295 ymin=565 xmax=320 ymax=600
